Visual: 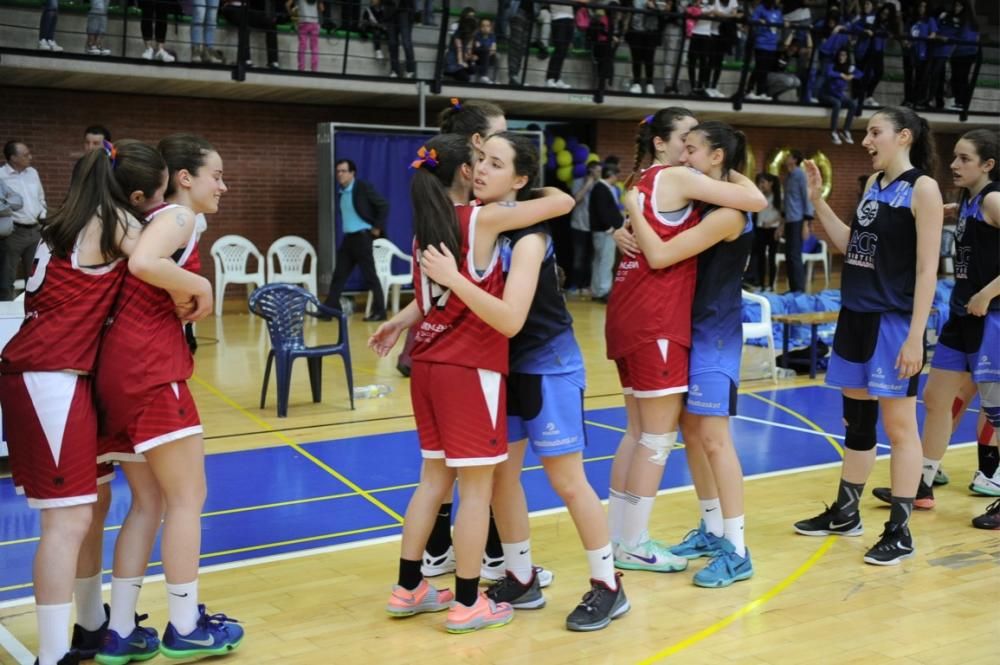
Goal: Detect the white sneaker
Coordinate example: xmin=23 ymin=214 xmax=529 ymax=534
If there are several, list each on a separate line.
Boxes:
xmin=100 ymin=47 xmax=111 ymax=56
xmin=389 ymin=70 xmax=399 ymax=78
xmin=374 ymin=49 xmax=384 ymax=61
xmin=421 ymin=546 xmax=456 ymax=577
xmin=47 ymin=40 xmax=63 ymax=52
xmin=86 ymin=45 xmax=102 ymax=55
xmin=709 ymin=88 xmax=725 ymax=98
xmin=546 ymin=78 xmax=559 ymax=88
xmin=629 ymin=83 xmax=642 ymax=94
xmin=481 ymin=553 xmax=505 ymax=581
xmin=38 ymin=39 xmax=52 ymax=50
xmin=556 ymin=79 xmax=570 ymax=89
xmin=864 ymin=96 xmax=879 ymax=106
xmin=155 ymin=48 xmax=175 ymax=63
xmin=404 ymin=71 xmax=415 ymax=79
xmin=614 ymin=538 xmax=688 ymax=572
xmin=831 ymin=131 xmax=842 ymax=145
xmin=760 ymin=94 xmax=773 ymax=101
xmin=745 ymin=92 xmax=761 ymax=100
xmin=535 ymin=566 xmax=553 ymax=589
xmin=644 ymin=83 xmax=656 ymax=95
xmin=478 ymin=76 xmax=494 ymax=84
xmin=970 ymin=470 xmax=1000 ymax=497
xmin=841 ymin=130 xmax=854 ymax=145
xmin=141 ymin=47 xmax=154 ymax=60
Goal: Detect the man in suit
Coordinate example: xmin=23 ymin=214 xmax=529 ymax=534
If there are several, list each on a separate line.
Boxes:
xmin=324 ymin=158 xmax=390 ymax=321
xmin=589 ymin=161 xmax=623 ymax=303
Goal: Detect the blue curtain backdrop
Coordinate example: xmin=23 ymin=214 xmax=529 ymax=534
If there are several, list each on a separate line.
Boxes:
xmin=334 ymin=130 xmax=435 ymax=292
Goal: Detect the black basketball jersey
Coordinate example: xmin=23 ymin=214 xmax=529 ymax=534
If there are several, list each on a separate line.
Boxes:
xmin=952 ymin=180 xmax=1000 ymax=316
xmin=842 ymin=168 xmax=923 ymax=313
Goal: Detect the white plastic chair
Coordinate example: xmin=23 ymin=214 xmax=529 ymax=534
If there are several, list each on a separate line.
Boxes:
xmin=775 ymin=239 xmax=830 ymax=292
xmin=742 ymin=289 xmax=778 ymax=382
xmin=366 ymin=238 xmax=414 ymax=316
xmin=266 ymin=235 xmax=318 ymax=296
xmin=210 ymin=235 xmax=265 ymax=316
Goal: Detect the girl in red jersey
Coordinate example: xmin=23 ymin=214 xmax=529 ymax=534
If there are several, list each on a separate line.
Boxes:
xmin=370 ymin=133 xmax=573 ymax=633
xmin=95 ymin=135 xmax=243 ymax=662
xmin=606 ymin=111 xmax=765 ymax=573
xmin=0 ymin=142 xmax=170 ymax=665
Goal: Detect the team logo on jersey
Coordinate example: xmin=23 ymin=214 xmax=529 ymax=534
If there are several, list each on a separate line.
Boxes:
xmin=955 ymin=214 xmax=967 ymax=241
xmin=543 ymin=422 xmax=560 ymax=436
xmin=856 ymin=198 xmax=879 ymax=227
xmin=981 ymin=355 xmax=991 ymax=365
xmin=873 ymin=366 xmax=884 ymax=378
xmin=690 ymin=384 xmax=701 ymax=396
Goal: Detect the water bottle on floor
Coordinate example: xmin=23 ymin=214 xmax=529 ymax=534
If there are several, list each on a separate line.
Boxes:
xmin=353 ymin=384 xmax=393 ymax=399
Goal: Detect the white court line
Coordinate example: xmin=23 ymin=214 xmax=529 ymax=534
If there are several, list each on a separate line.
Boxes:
xmin=0 ymin=620 xmax=33 ymax=665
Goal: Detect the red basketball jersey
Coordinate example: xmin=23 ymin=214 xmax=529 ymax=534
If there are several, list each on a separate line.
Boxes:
xmin=95 ymin=204 xmax=200 ymax=434
xmin=410 ymin=205 xmax=508 ymax=373
xmin=1 ymin=240 xmax=127 ymax=374
xmin=605 ymin=165 xmax=702 ymax=359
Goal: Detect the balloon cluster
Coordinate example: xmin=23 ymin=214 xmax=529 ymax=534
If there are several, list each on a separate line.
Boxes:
xmin=767 ymin=147 xmax=833 ymax=199
xmin=545 ymin=134 xmax=601 ymax=184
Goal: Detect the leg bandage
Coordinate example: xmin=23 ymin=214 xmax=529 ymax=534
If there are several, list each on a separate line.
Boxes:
xmin=843 ymin=396 xmax=878 ymax=451
xmin=639 ymin=431 xmax=677 ymax=466
xmin=979 ymin=382 xmax=1000 ymax=430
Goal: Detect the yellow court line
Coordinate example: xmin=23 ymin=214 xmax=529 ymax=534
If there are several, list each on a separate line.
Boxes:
xmin=637 ymin=538 xmax=837 ymax=664
xmin=191 ymin=374 xmax=404 ymax=523
xmin=744 ymin=392 xmax=844 ymax=457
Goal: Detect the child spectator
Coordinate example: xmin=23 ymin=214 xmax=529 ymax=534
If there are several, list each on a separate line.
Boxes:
xmin=288 ymin=0 xmax=324 ymax=71
xmin=814 ymin=7 xmax=849 ymax=104
xmin=821 ymin=47 xmax=861 ymax=145
xmin=921 ymin=0 xmax=962 ymax=109
xmin=660 ymin=0 xmax=683 ymax=93
xmin=708 ymin=0 xmax=742 ymax=97
xmin=746 ymin=0 xmax=783 ymax=101
xmin=472 ymin=17 xmax=498 ymax=83
xmin=625 ymin=1 xmax=666 ymax=95
xmin=901 ymin=0 xmax=931 ymax=107
xmin=361 ymin=0 xmax=389 ymax=61
xmin=444 ymin=13 xmax=477 ymax=82
xmin=949 ymin=0 xmax=979 ymax=110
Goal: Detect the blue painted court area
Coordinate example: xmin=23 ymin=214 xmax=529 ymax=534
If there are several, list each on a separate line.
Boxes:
xmin=0 ymin=381 xmax=979 ymax=602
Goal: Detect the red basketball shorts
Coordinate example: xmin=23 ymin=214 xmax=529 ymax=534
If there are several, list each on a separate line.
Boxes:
xmin=614 ymin=338 xmax=689 ymax=398
xmin=98 ymin=381 xmax=202 ymax=462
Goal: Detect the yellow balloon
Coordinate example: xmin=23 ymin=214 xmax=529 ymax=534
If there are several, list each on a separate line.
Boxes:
xmin=556 ymin=165 xmax=573 ymax=183
xmin=556 ymin=150 xmax=573 ymax=167
xmin=587 ymin=153 xmax=601 ymax=164
xmin=766 ymin=147 xmax=791 ymax=178
xmin=540 ymin=145 xmax=547 ymax=162
xmin=743 ymin=143 xmax=757 ymax=179
xmin=767 ymin=147 xmax=831 ymax=199
xmin=551 ymin=136 xmax=566 ymax=153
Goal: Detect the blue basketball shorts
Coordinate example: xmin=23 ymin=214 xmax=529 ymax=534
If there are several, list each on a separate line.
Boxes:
xmin=507 ymin=370 xmax=587 ymax=457
xmin=827 ymin=308 xmax=924 ymax=397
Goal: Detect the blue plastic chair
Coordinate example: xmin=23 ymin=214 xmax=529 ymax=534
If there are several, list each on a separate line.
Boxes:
xmin=248 ymin=283 xmax=354 ymax=417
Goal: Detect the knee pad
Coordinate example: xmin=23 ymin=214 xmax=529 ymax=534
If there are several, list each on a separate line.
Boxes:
xmin=979 ymin=382 xmax=1000 ymax=429
xmin=639 ymin=431 xmax=677 ymax=466
xmin=842 ymin=396 xmax=878 ymax=451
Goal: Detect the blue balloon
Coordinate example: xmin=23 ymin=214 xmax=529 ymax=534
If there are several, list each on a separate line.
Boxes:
xmin=566 ymin=136 xmax=580 ymax=151
xmin=572 ymin=163 xmax=587 ymax=178
xmin=573 ymin=144 xmax=590 ymax=164
xmin=547 ymin=152 xmax=557 ymax=170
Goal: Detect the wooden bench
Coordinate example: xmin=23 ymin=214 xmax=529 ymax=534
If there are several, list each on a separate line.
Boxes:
xmin=772 ymin=310 xmax=840 ymax=379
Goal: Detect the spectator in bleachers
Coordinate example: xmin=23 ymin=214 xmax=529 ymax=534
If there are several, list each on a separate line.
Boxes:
xmin=708 ymin=0 xmax=742 ymax=98
xmin=588 ymin=4 xmax=617 ymax=91
xmin=419 ymin=0 xmax=435 ymax=25
xmin=139 ymin=0 xmax=176 ymax=61
xmin=361 ymin=0 xmax=389 ymax=61
xmin=221 ymin=0 xmax=280 ymax=69
xmin=472 ymin=18 xmax=498 ymax=84
xmin=901 ymin=0 xmax=931 ymax=107
xmin=444 ymin=13 xmax=477 ymax=81
xmin=624 ymin=1 xmax=666 ymax=95
xmin=85 ymin=0 xmax=111 ymax=55
xmin=545 ymin=2 xmax=575 ymax=88
xmin=851 ymin=0 xmax=893 ymax=106
xmin=192 ymin=0 xmax=224 ymax=63
xmin=687 ymin=0 xmax=716 ymax=96
xmin=949 ymin=0 xmax=979 ymax=110
xmin=769 ymin=39 xmax=805 ymax=100
xmin=745 ymin=0 xmax=783 ymax=101
xmin=821 ymin=47 xmax=861 ymax=145
xmin=660 ymin=0 xmax=683 ymax=93
xmin=342 ymin=0 xmax=361 ymax=32
xmin=38 ymin=0 xmax=63 ymax=51
xmin=921 ymin=0 xmax=962 ymax=110
xmin=814 ymin=6 xmax=849 ymax=105
xmin=386 ymin=0 xmax=417 ymax=78
xmin=289 ymin=0 xmax=324 ymax=71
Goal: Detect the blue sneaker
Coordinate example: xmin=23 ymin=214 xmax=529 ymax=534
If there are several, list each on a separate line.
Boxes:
xmin=160 ymin=605 xmax=243 ymax=660
xmin=668 ymin=521 xmax=726 ymax=559
xmin=693 ymin=541 xmax=754 ymax=588
xmin=95 ymin=624 xmax=160 ymax=665
xmin=614 ymin=538 xmax=688 ymax=572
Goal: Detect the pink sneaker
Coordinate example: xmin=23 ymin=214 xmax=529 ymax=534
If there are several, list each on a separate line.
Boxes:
xmin=445 ymin=592 xmax=513 ymax=634
xmin=386 ymin=579 xmax=454 ymax=617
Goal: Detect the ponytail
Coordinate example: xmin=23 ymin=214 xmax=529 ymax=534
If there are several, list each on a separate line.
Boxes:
xmin=410 ymin=133 xmax=474 ymax=264
xmin=875 ymin=106 xmax=937 ymax=175
xmin=624 ymin=107 xmax=695 ymax=189
xmin=437 ymin=98 xmax=505 ymax=138
xmin=959 ymin=128 xmax=1000 ymax=181
xmin=689 ymin=121 xmax=746 ymax=179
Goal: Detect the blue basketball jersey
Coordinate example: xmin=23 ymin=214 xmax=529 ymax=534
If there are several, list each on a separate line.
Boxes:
xmin=952 ymin=181 xmax=1000 ymax=317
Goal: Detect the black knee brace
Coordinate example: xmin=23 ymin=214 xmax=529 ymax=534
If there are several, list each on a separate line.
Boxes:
xmin=843 ymin=396 xmax=878 ymax=451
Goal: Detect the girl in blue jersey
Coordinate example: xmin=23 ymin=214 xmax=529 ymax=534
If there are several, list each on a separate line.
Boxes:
xmin=622 ymin=122 xmax=757 ymax=588
xmin=745 ymin=0 xmax=783 ymax=101
xmin=794 ymin=107 xmax=944 ymax=566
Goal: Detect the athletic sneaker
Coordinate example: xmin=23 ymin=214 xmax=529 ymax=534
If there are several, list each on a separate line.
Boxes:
xmin=34 ymin=653 xmax=80 ymax=665
xmin=692 ymin=542 xmax=754 ymax=588
xmin=536 ymin=566 xmax=554 ymax=589
xmin=972 ymin=499 xmax=1000 ymax=529
xmin=969 ymin=470 xmax=1000 ymax=497
xmin=421 ymin=546 xmax=456 ymax=577
xmin=863 ymin=521 xmax=914 ymax=565
xmin=615 ymin=538 xmax=688 ymax=572
xmin=445 ymin=592 xmax=513 ymax=634
xmin=933 ymin=467 xmax=949 ymax=486
xmin=95 ymin=624 xmax=159 ymax=665
xmin=871 ymin=480 xmax=935 ymax=510
xmin=485 ymin=570 xmax=545 ymax=609
xmin=159 ymin=605 xmax=243 ymax=659
xmin=793 ymin=503 xmax=863 ymax=536
xmin=385 ymin=579 xmax=454 ymax=616
xmin=565 ymin=574 xmax=630 ymax=632
xmin=480 ymin=552 xmax=505 ymax=581
xmin=71 ymin=603 xmax=109 ymax=658
xmin=668 ymin=520 xmax=726 ymax=559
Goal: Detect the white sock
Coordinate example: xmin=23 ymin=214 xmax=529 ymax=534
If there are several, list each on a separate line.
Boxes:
xmin=501 ymin=539 xmax=533 ymax=585
xmin=586 ymin=544 xmax=617 ymax=590
xmin=700 ymin=498 xmax=724 ymax=537
xmin=109 ymin=576 xmax=143 ymax=637
xmin=73 ymin=573 xmax=106 ymax=631
xmin=36 ymin=602 xmax=72 ymax=665
xmin=921 ymin=458 xmax=941 ymax=488
xmin=608 ymin=489 xmax=627 ymax=544
xmin=621 ymin=492 xmax=655 ymax=548
xmin=723 ymin=515 xmax=746 ymax=557
xmin=166 ymin=580 xmax=199 ymax=636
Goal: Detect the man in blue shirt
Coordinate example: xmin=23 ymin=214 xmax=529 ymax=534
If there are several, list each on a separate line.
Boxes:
xmin=781 ymin=150 xmax=815 ymax=293
xmin=323 ymin=159 xmax=390 ymax=321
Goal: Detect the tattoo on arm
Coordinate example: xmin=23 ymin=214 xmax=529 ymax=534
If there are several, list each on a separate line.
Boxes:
xmin=498 ymin=201 xmax=517 ymax=208
xmin=175 ymin=212 xmax=188 ymax=228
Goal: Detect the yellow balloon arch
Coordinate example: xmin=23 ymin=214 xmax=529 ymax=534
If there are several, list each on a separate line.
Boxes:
xmin=766 ymin=148 xmax=833 ymax=199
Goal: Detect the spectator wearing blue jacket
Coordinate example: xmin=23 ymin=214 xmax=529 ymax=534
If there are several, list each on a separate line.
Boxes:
xmin=820 ymin=47 xmax=861 ymax=146
xmin=814 ymin=8 xmax=849 ymax=107
xmin=949 ymin=0 xmax=979 ymax=110
xmin=902 ymin=0 xmax=932 ymax=107
xmin=853 ymin=2 xmax=896 ymax=107
xmin=921 ymin=2 xmax=962 ymax=109
xmin=746 ymin=0 xmax=784 ymax=100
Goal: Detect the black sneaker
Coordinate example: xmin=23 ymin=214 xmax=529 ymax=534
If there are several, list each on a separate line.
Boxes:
xmin=34 ymin=651 xmax=81 ymax=665
xmin=793 ymin=503 xmax=863 ymax=536
xmin=863 ymin=521 xmax=914 ymax=565
xmin=566 ymin=574 xmax=629 ymax=632
xmin=485 ymin=570 xmax=545 ymax=609
xmin=972 ymin=499 xmax=1000 ymax=530
xmin=70 ymin=602 xmax=108 ymax=658
xmin=871 ymin=480 xmax=935 ymax=510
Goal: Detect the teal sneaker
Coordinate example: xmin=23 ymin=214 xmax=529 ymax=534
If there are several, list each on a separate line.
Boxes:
xmin=693 ymin=541 xmax=754 ymax=588
xmin=159 ymin=606 xmax=242 ymax=660
xmin=668 ymin=521 xmax=726 ymax=559
xmin=614 ymin=538 xmax=688 ymax=572
xmin=95 ymin=624 xmax=159 ymax=665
